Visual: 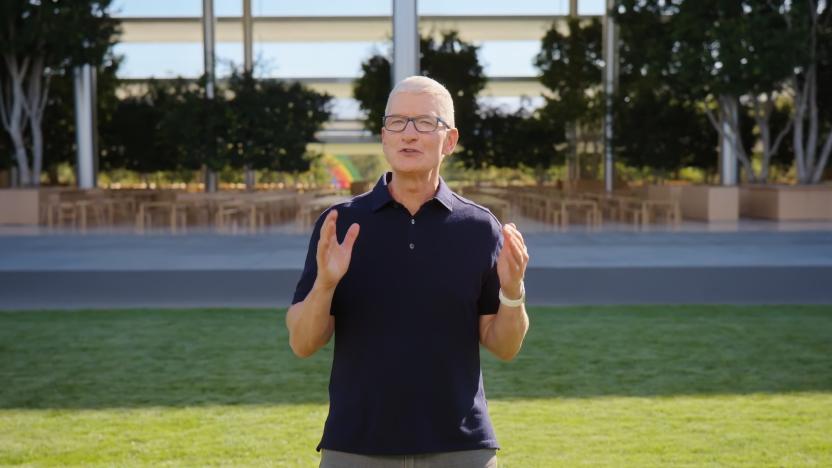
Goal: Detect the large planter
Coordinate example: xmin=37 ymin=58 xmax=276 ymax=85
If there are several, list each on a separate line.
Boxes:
xmin=740 ymin=185 xmax=832 ymax=221
xmin=0 ymin=189 xmax=40 ymax=224
xmin=647 ymin=184 xmax=685 ymax=202
xmin=679 ymin=185 xmax=739 ymax=221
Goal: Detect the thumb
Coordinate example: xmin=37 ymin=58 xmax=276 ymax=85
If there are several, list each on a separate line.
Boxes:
xmin=341 ymin=223 xmax=360 ymax=251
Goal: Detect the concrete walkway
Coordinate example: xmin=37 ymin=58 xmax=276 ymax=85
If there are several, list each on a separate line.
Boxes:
xmin=1 ymin=220 xmax=831 ymax=309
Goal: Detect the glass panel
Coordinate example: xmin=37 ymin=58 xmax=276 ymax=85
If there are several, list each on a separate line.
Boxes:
xmin=253 ymin=42 xmax=385 ymax=78
xmin=478 ymin=41 xmax=541 ymax=77
xmin=331 ymin=98 xmax=364 ymax=120
xmin=111 ymin=0 xmax=241 ymax=17
xmin=113 ymin=42 xmax=242 ymax=78
xmin=419 ymin=0 xmax=569 ymax=16
xmin=477 ymin=96 xmax=545 ymax=113
xmin=253 ymin=0 xmax=390 ymax=17
xmin=578 ymin=0 xmax=607 ymax=16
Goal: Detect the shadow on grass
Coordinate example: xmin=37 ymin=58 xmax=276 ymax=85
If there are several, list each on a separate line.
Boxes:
xmin=1 ymin=306 xmax=830 ymax=409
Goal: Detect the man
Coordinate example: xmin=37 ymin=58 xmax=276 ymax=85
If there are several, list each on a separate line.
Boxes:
xmin=286 ymin=76 xmax=530 ymax=467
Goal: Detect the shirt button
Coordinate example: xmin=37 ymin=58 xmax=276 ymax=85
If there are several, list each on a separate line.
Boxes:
xmin=409 ymin=243 xmax=415 ymax=250
xmin=411 ymin=218 xmax=415 ymax=225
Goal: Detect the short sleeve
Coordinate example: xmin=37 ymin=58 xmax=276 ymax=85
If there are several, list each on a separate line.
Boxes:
xmin=477 ymin=219 xmax=503 ymax=316
xmin=291 ymin=209 xmax=330 ymax=305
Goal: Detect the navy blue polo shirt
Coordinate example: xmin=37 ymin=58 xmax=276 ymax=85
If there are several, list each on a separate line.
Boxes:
xmin=292 ymin=172 xmax=503 ymax=455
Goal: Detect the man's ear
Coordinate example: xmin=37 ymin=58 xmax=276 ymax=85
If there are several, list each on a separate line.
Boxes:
xmin=443 ymin=128 xmax=459 ymax=155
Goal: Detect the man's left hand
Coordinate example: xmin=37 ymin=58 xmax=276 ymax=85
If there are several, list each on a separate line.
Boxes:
xmin=496 ymin=223 xmax=529 ymax=299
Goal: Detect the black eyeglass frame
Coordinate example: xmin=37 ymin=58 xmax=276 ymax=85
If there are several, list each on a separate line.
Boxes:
xmin=381 ymin=114 xmax=450 ymax=133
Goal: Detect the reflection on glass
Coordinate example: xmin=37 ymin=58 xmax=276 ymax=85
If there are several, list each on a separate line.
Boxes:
xmin=578 ymin=0 xmax=607 ymax=16
xmin=420 ymin=0 xmax=568 ymax=16
xmin=253 ymin=0 xmax=391 ymax=17
xmin=110 ymin=0 xmax=241 ymax=17
xmin=113 ymin=43 xmax=242 ymax=78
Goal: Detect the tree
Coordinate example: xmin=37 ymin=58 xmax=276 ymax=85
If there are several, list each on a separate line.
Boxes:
xmin=534 ymin=18 xmax=603 ymax=174
xmin=353 ymin=31 xmax=488 ymax=167
xmin=159 ymin=76 xmax=230 ymax=175
xmin=787 ymin=0 xmax=832 ymax=184
xmin=613 ymin=0 xmax=716 ymax=178
xmin=101 ymin=79 xmax=182 ymax=180
xmin=0 ymin=0 xmax=119 ymax=186
xmin=464 ymin=106 xmax=565 ymax=183
xmin=670 ymin=0 xmax=802 ymax=183
xmin=40 ymin=53 xmax=120 ymax=185
xmin=227 ymin=71 xmax=332 ymax=174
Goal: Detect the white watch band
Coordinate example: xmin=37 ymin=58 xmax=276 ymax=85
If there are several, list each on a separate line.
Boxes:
xmin=499 ymin=282 xmax=525 ymax=307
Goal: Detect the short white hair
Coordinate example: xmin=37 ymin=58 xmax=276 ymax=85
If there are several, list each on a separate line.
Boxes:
xmin=385 ymin=75 xmax=456 ymax=128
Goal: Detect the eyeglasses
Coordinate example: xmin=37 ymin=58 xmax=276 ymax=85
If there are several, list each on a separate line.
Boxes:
xmin=382 ymin=115 xmax=450 ymax=133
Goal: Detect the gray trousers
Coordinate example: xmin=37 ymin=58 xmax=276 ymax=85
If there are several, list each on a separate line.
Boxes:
xmin=320 ymin=448 xmax=497 ymax=468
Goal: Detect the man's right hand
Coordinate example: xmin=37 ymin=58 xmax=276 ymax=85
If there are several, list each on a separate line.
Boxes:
xmin=315 ymin=209 xmax=360 ymax=290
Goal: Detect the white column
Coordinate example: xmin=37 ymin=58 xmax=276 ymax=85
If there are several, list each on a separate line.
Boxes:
xmin=202 ymin=0 xmax=216 ymax=99
xmin=602 ymin=0 xmax=618 ymax=192
xmin=243 ymin=0 xmax=253 ymax=73
xmin=73 ymin=64 xmax=96 ymax=189
xmin=202 ymin=0 xmax=218 ymax=192
xmin=719 ymin=102 xmax=738 ymax=186
xmin=392 ymin=0 xmax=419 ymax=85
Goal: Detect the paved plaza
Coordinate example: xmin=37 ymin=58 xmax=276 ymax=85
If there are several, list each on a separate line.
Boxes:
xmin=1 ymin=219 xmax=831 ymax=309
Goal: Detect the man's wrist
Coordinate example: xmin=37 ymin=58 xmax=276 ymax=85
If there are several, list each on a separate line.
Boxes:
xmin=312 ymin=277 xmax=338 ymax=294
xmin=499 ymin=281 xmax=525 ymax=307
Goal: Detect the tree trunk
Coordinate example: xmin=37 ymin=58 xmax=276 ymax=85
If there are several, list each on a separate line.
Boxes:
xmin=705 ymin=95 xmax=756 ymax=184
xmin=47 ymin=164 xmax=59 ymax=185
xmin=29 ymin=121 xmax=43 ymax=187
xmin=566 ymin=121 xmax=578 ymax=181
xmin=244 ymin=165 xmax=256 ymax=191
xmin=751 ymin=92 xmax=792 ymax=184
xmin=24 ymin=58 xmax=48 ymax=188
xmin=793 ymin=67 xmax=824 ymax=184
xmin=0 ymin=54 xmax=32 ymax=185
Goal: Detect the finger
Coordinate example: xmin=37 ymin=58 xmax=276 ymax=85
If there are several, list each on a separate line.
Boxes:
xmin=511 ymin=232 xmax=529 ymax=262
xmin=500 ymin=241 xmax=521 ymax=270
xmin=504 ymin=222 xmax=526 ymax=244
xmin=341 ymin=223 xmax=360 ymax=251
xmin=508 ymin=236 xmax=526 ymax=268
xmin=505 ymin=227 xmax=529 ymax=257
xmin=317 ymin=210 xmax=338 ymax=261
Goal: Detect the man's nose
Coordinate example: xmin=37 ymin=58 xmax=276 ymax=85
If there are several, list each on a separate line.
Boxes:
xmin=401 ymin=120 xmax=420 ymax=138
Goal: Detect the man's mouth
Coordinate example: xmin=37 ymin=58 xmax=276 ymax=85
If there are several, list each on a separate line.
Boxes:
xmin=400 ymin=148 xmax=421 ymax=155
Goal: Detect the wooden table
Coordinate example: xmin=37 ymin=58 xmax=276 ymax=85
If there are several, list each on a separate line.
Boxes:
xmin=465 ymin=193 xmax=512 ymax=221
xmin=298 ymin=195 xmax=351 ymax=226
xmin=136 ymin=201 xmax=185 ymax=233
xmin=558 ymin=199 xmax=602 ymax=228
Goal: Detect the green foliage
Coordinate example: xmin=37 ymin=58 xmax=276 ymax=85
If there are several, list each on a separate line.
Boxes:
xmin=464 ymin=106 xmax=565 ymax=175
xmin=42 ymin=54 xmax=121 ymax=178
xmin=611 ymin=0 xmax=804 ymax=178
xmin=352 ymin=55 xmax=391 ymax=135
xmin=101 ymin=79 xmax=182 ymax=174
xmin=353 ymin=31 xmax=493 ymax=168
xmin=0 ymin=0 xmax=119 ymax=69
xmin=614 ymin=92 xmax=716 ymax=176
xmin=353 ymin=32 xmax=485 ymax=136
xmin=0 ymin=0 xmax=120 ymax=185
xmin=227 ymin=71 xmax=332 ymax=173
xmin=420 ymin=32 xmax=487 ymax=168
xmin=101 ymin=74 xmax=331 ymax=175
xmin=670 ymin=0 xmax=804 ymax=100
xmin=535 ymin=18 xmax=603 ymax=125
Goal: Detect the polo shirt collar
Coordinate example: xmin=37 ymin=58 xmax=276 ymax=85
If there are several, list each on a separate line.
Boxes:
xmin=370 ymin=172 xmax=455 ymax=212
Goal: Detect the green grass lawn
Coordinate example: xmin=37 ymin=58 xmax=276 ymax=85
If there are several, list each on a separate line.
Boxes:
xmin=1 ymin=305 xmax=830 ymax=466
